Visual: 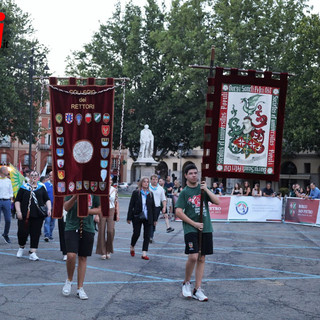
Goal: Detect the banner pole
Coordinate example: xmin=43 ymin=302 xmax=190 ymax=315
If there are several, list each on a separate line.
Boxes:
xmin=199 ymin=46 xmax=215 ymax=261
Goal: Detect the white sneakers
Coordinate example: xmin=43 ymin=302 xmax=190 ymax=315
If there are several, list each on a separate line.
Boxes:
xmin=17 ymin=249 xmax=39 ymax=261
xmin=77 ymin=287 xmax=88 ymax=300
xmin=62 ymin=281 xmax=88 ymax=300
xmin=62 ymin=280 xmax=72 ymax=296
xmin=29 ymin=252 xmax=39 ymax=261
xmin=182 ymin=281 xmax=192 ymax=298
xmin=16 ymin=247 xmax=25 ymax=258
xmin=182 ymin=282 xmax=208 ymax=301
xmin=192 ymin=287 xmax=208 ymax=302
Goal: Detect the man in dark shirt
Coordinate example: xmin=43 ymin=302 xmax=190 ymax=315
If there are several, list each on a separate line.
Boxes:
xmin=262 ymin=183 xmax=275 ymax=197
xmin=164 ymin=175 xmax=174 ymax=215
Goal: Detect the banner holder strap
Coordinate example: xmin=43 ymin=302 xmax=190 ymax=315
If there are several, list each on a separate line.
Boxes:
xmin=189 ymin=65 xmax=295 ymax=77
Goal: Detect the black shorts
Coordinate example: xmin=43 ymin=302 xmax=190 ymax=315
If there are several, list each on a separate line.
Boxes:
xmin=184 ymin=232 xmax=213 ymax=255
xmin=65 ymin=230 xmax=95 ymax=257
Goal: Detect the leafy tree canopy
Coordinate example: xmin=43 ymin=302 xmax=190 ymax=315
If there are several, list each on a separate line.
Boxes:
xmin=66 ymin=0 xmax=320 ymax=158
xmin=0 ymin=0 xmax=49 ymax=143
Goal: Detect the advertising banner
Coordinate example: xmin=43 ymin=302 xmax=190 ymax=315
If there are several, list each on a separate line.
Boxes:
xmin=209 ymin=196 xmax=282 ymax=222
xmin=285 ymin=198 xmax=320 ymax=225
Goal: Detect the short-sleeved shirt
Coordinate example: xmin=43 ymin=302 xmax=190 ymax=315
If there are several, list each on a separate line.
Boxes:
xmin=164 ymin=182 xmax=174 ymax=198
xmin=175 ymin=184 xmax=213 ymax=235
xmin=149 ymin=184 xmax=166 ymax=207
xmin=262 ymin=187 xmax=274 ymax=196
xmin=64 ymin=195 xmax=100 ymax=233
xmin=15 ymin=183 xmax=50 ymax=218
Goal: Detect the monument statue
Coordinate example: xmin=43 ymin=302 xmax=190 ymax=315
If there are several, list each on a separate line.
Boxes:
xmin=138 ymin=124 xmax=154 ymax=159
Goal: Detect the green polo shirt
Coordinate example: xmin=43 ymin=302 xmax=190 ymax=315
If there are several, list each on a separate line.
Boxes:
xmin=175 ymin=184 xmax=213 ymax=235
xmin=64 ymin=195 xmax=100 ymax=233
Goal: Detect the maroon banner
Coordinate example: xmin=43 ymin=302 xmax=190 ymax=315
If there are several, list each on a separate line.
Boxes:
xmin=49 ymin=77 xmax=114 ymax=217
xmin=208 ymin=197 xmax=230 ymax=220
xmin=202 ymin=68 xmax=288 ymax=181
xmin=285 ymin=198 xmax=319 ymax=225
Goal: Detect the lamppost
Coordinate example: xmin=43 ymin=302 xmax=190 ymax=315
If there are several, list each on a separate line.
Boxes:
xmin=28 ymin=48 xmax=34 ymax=170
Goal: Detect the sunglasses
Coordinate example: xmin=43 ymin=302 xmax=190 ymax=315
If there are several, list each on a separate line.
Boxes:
xmin=30 ymin=174 xmax=38 ymax=177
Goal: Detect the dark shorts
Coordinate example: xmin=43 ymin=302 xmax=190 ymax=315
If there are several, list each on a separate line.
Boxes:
xmin=65 ymin=230 xmax=94 ymax=257
xmin=184 ymin=232 xmax=213 ymax=255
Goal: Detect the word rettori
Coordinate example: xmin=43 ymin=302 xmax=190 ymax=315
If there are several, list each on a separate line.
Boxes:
xmin=0 ymin=12 xmax=8 ymax=48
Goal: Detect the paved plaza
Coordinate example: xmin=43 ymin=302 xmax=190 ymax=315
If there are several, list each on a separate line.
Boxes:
xmin=0 ymin=197 xmax=320 ymax=320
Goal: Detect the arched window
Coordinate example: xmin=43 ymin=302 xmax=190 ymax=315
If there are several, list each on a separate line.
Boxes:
xmin=281 ymin=161 xmax=297 ymax=175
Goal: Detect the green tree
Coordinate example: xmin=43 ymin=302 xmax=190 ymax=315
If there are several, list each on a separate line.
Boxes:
xmin=282 ymin=13 xmax=320 ymax=153
xmin=66 ymin=0 xmax=213 ymax=160
xmin=0 ymin=0 xmax=49 ymax=143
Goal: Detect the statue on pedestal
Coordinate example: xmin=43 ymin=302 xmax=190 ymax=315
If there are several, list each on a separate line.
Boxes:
xmin=138 ymin=124 xmax=154 ymax=159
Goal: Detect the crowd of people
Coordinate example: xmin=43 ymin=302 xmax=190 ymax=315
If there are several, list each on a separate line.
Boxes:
xmin=210 ymin=180 xmax=320 ymax=199
xmin=1 ymin=164 xmax=320 ymax=302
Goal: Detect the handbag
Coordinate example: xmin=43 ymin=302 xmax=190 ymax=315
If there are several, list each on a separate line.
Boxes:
xmin=31 ymin=191 xmax=48 ymax=217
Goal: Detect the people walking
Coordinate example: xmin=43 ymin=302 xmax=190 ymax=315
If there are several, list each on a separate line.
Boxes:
xmin=43 ymin=171 xmax=55 ymax=241
xmin=0 ymin=166 xmax=13 ymax=243
xmin=15 ymin=171 xmax=51 ymax=260
xmin=158 ymin=178 xmax=174 ymax=232
xmin=149 ymin=174 xmax=167 ymax=243
xmin=62 ymin=194 xmax=101 ymax=300
xmin=127 ymin=176 xmax=156 ymax=260
xmin=96 ymin=177 xmax=120 ymax=259
xmin=175 ymin=164 xmax=219 ymax=302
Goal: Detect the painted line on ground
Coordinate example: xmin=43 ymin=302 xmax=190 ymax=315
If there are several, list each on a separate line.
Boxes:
xmin=0 ymin=251 xmax=173 ymax=282
xmin=115 ymin=249 xmax=320 ymax=278
xmin=1 ymin=275 xmax=320 ymax=288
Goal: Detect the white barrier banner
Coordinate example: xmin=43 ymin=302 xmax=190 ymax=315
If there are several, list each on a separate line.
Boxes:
xmin=209 ymin=196 xmax=282 ymax=222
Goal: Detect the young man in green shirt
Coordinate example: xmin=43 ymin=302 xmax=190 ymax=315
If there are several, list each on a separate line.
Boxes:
xmin=62 ymin=195 xmax=101 ymax=300
xmin=175 ymin=164 xmax=219 ymax=302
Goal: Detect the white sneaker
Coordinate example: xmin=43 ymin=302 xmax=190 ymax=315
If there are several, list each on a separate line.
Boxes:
xmin=62 ymin=280 xmax=72 ymax=296
xmin=192 ymin=287 xmax=208 ymax=302
xmin=77 ymin=287 xmax=88 ymax=300
xmin=63 ymin=255 xmax=67 ymax=261
xmin=182 ymin=281 xmax=192 ymax=298
xmin=17 ymin=247 xmax=25 ymax=258
xmin=29 ymin=252 xmax=39 ymax=261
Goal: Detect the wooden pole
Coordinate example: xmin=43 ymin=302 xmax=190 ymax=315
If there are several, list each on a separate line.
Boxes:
xmin=198 ymin=46 xmax=215 ymax=261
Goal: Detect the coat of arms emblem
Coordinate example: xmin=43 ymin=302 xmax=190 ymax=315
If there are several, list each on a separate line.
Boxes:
xmin=101 ymin=125 xmax=110 ymax=136
xmin=228 ymin=94 xmax=268 ymax=159
xmin=65 ymin=113 xmax=73 ymax=124
xmin=94 ymin=113 xmax=101 ymax=123
xmin=90 ymin=181 xmax=98 ymax=192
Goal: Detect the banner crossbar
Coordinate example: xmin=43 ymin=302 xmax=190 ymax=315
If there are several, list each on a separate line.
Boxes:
xmin=189 ymin=64 xmax=295 ymax=77
xmin=33 ymin=76 xmax=130 ymax=81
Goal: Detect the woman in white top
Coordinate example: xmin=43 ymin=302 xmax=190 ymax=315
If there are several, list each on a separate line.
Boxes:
xmin=252 ymin=183 xmax=262 ymax=197
xmin=96 ymin=177 xmax=119 ymax=259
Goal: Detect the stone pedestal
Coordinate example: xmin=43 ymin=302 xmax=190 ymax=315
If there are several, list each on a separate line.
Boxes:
xmin=134 ymin=158 xmax=158 ymax=181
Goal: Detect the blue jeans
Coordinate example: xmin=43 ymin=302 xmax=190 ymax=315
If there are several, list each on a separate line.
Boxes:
xmin=0 ymin=199 xmax=11 ymax=236
xmin=43 ymin=216 xmax=56 ymax=238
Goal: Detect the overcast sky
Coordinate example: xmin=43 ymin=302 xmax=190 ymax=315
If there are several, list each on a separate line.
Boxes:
xmin=13 ymin=0 xmax=320 ymax=76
